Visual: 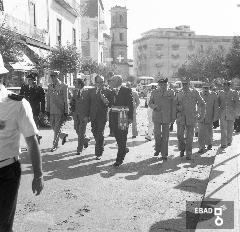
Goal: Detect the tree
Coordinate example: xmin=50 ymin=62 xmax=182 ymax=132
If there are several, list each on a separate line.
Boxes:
xmin=225 ymin=36 xmax=240 ymax=79
xmin=48 ymin=43 xmax=81 ymax=80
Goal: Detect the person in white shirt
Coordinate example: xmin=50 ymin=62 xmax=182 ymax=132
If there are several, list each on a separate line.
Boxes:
xmin=0 ymin=68 xmax=43 ymax=231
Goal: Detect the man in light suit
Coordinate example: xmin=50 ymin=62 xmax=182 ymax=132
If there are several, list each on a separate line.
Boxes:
xmin=88 ymin=75 xmax=113 ymax=160
xmin=218 ymin=80 xmax=239 ymax=148
xmin=46 ymin=71 xmax=69 ymax=152
xmin=148 ymin=77 xmax=176 ymax=160
xmin=176 ymin=77 xmax=205 ymax=160
xmin=70 ymin=78 xmax=89 ymax=155
xmin=198 ymin=82 xmax=219 ymax=153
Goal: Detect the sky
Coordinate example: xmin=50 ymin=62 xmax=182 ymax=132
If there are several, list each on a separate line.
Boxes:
xmin=102 ymin=0 xmax=240 ymax=58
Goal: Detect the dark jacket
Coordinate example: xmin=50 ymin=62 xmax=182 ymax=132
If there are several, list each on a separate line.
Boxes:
xmin=20 ymin=84 xmax=45 ymax=116
xmin=112 ymin=86 xmax=133 ymax=121
xmin=88 ymin=87 xmax=113 ymax=122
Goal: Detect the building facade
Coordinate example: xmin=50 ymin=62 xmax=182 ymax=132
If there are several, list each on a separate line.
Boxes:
xmin=110 ymin=5 xmax=129 ymax=79
xmin=133 ymin=25 xmax=233 ymax=81
xmin=0 ymin=0 xmax=81 ymax=87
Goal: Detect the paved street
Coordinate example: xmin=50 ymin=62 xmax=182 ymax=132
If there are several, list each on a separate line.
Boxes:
xmin=14 ymin=100 xmax=224 ymax=232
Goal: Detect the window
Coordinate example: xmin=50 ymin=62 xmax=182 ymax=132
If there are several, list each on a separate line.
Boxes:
xmin=119 ymin=33 xmax=123 ymax=41
xmin=0 ymin=0 xmax=4 ymax=11
xmin=200 ymin=44 xmax=204 ymax=52
xmin=172 ymin=44 xmax=180 ymax=50
xmin=86 ymin=28 xmax=90 ymax=40
xmin=29 ymin=2 xmax=36 ymax=26
xmin=72 ymin=28 xmax=76 ymax=45
xmin=119 ymin=15 xmax=123 ymax=23
xmin=171 ymin=54 xmax=180 ymax=59
xmin=56 ymin=18 xmax=62 ymax=45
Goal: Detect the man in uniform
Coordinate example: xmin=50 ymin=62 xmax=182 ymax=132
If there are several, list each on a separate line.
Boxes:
xmin=70 ymin=78 xmax=89 ymax=155
xmin=218 ymin=80 xmax=239 ymax=148
xmin=126 ymin=82 xmax=140 ymax=138
xmin=148 ymin=77 xmax=176 ymax=160
xmin=176 ymin=77 xmax=205 ymax=160
xmin=109 ymin=75 xmax=133 ymax=167
xmin=46 ymin=71 xmax=69 ymax=152
xmin=20 ymin=73 xmax=45 ymax=144
xmin=0 ymin=68 xmax=43 ymax=231
xmin=198 ymin=82 xmax=219 ymax=153
xmin=88 ymin=75 xmax=113 ymax=160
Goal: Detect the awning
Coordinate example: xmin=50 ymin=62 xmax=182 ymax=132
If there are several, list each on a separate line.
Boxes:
xmin=10 ymin=54 xmax=35 ymax=71
xmin=27 ymin=44 xmax=50 ymax=59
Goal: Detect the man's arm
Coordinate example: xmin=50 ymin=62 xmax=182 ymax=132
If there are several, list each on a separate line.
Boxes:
xmin=135 ymin=91 xmax=140 ymax=108
xmin=148 ymin=91 xmax=157 ymax=110
xmin=63 ymin=85 xmax=69 ymax=115
xmin=25 ymin=135 xmax=44 ymax=195
xmin=127 ymin=88 xmax=134 ymax=121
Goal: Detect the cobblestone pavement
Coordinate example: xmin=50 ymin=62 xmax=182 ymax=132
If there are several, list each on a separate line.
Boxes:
xmin=14 ymin=100 xmax=222 ymax=232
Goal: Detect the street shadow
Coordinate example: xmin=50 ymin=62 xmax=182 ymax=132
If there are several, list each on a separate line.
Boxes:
xmin=20 ymin=150 xmax=116 ymax=181
xmin=108 ymin=140 xmax=147 ymax=150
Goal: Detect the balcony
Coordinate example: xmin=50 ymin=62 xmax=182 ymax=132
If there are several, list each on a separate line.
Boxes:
xmin=55 ymin=0 xmax=80 ymax=17
xmin=3 ymin=13 xmax=48 ymax=44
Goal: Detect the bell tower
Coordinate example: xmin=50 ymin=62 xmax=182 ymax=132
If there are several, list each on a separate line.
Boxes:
xmin=110 ymin=6 xmax=129 ymax=79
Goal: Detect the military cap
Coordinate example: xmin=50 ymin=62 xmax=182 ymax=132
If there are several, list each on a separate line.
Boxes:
xmin=158 ymin=77 xmax=168 ymax=84
xmin=26 ymin=73 xmax=38 ymax=81
xmin=181 ymin=76 xmax=190 ymax=83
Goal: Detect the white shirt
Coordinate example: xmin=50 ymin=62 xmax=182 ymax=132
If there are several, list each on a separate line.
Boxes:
xmin=0 ymin=86 xmax=38 ymax=160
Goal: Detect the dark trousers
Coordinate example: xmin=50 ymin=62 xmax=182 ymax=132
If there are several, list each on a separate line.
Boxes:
xmin=112 ymin=123 xmax=129 ymax=164
xmin=234 ymin=116 xmax=240 ymax=132
xmin=91 ymin=118 xmax=106 ymax=157
xmin=0 ymin=161 xmax=21 ymax=232
xmin=108 ymin=111 xmax=114 ymax=135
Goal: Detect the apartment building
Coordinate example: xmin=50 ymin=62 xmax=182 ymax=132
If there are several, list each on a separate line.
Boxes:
xmin=133 ymin=25 xmax=233 ymax=81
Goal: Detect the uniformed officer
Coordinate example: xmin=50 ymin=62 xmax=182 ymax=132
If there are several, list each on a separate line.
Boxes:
xmin=70 ymin=78 xmax=90 ymax=155
xmin=198 ymin=82 xmax=219 ymax=153
xmin=20 ymin=73 xmax=45 ymax=144
xmin=46 ymin=71 xmax=69 ymax=152
xmin=148 ymin=77 xmax=176 ymax=160
xmin=175 ymin=77 xmax=205 ymax=160
xmin=218 ymin=80 xmax=239 ymax=148
xmin=0 ymin=72 xmax=43 ymax=231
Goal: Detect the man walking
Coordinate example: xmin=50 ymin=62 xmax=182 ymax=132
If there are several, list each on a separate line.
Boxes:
xmin=218 ymin=80 xmax=239 ymax=148
xmin=70 ymin=78 xmax=89 ymax=155
xmin=109 ymin=75 xmax=133 ymax=167
xmin=20 ymin=73 xmax=45 ymax=144
xmin=0 ymin=71 xmax=43 ymax=232
xmin=46 ymin=71 xmax=69 ymax=152
xmin=176 ymin=77 xmax=205 ymax=160
xmin=148 ymin=77 xmax=176 ymax=160
xmin=88 ymin=75 xmax=112 ymax=160
xmin=198 ymin=82 xmax=219 ymax=153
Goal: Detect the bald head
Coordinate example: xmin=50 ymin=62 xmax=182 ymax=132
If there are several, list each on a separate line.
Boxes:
xmin=110 ymin=75 xmax=123 ymax=88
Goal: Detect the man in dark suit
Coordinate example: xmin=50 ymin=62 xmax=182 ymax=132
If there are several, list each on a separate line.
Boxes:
xmin=109 ymin=75 xmax=133 ymax=167
xmin=70 ymin=78 xmax=90 ymax=155
xmin=20 ymin=73 xmax=45 ymax=144
xmin=88 ymin=75 xmax=113 ymax=160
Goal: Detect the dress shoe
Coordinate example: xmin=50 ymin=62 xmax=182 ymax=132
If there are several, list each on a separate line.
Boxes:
xmin=37 ymin=135 xmax=42 ymax=144
xmin=145 ymin=135 xmax=152 ymax=141
xmin=125 ymin=148 xmax=129 ymax=153
xmin=154 ymin=151 xmax=159 ymax=157
xmin=180 ymin=150 xmax=185 ymax=157
xmin=132 ymin=136 xmax=137 ymax=139
xmin=62 ymin=134 xmax=68 ymax=145
xmin=113 ymin=162 xmax=122 ymax=167
xmin=83 ymin=142 xmax=88 ymax=148
xmin=207 ymin=145 xmax=212 ymax=150
xmin=50 ymin=147 xmax=57 ymax=152
xmin=76 ymin=150 xmax=82 ymax=155
xmin=220 ymin=145 xmax=227 ymax=149
xmin=95 ymin=156 xmax=101 ymax=160
xmin=227 ymin=143 xmax=231 ymax=146
xmin=197 ymin=149 xmax=205 ymax=154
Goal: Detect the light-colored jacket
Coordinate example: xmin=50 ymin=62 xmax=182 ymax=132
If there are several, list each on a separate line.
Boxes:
xmin=176 ymin=88 xmax=205 ymax=125
xmin=132 ymin=90 xmax=140 ymax=109
xmin=199 ymin=91 xmax=219 ymax=123
xmin=149 ymin=88 xmax=176 ymax=123
xmin=46 ymin=82 xmax=69 ymax=115
xmin=218 ymin=89 xmax=239 ymax=121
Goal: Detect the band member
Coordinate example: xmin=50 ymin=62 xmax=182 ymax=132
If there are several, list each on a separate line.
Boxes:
xmin=0 ymin=72 xmax=43 ymax=232
xmin=20 ymin=73 xmax=45 ymax=144
xmin=218 ymin=80 xmax=239 ymax=148
xmin=88 ymin=75 xmax=112 ymax=160
xmin=46 ymin=71 xmax=69 ymax=152
xmin=109 ymin=75 xmax=133 ymax=167
xmin=148 ymin=77 xmax=176 ymax=160
xmin=70 ymin=78 xmax=90 ymax=155
xmin=176 ymin=77 xmax=205 ymax=160
xmin=198 ymin=82 xmax=219 ymax=153
xmin=126 ymin=82 xmax=140 ymax=138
